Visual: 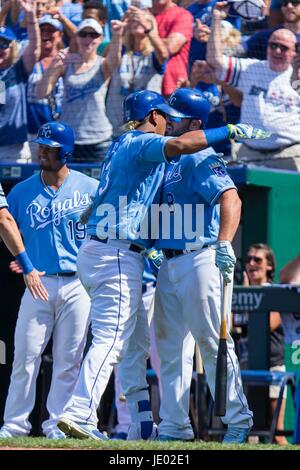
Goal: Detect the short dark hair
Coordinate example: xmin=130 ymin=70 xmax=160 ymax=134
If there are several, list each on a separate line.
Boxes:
xmin=247 ymin=243 xmax=276 ymax=282
xmin=83 ymin=0 xmax=108 ymax=22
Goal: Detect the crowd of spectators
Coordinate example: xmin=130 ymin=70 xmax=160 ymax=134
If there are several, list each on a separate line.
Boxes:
xmin=0 ymin=0 xmax=299 ymax=166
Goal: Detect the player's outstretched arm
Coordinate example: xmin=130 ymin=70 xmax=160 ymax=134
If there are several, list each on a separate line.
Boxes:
xmin=164 ymin=124 xmax=271 ymax=159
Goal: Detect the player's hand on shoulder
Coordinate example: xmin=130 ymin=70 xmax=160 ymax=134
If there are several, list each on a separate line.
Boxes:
xmin=23 ymin=269 xmax=49 ymax=301
xmin=227 ymin=124 xmax=271 ymax=141
xmin=145 ymin=249 xmax=165 ymax=276
xmin=215 ymin=240 xmax=236 ymax=283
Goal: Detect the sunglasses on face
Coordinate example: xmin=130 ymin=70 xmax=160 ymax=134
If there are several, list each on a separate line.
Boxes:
xmin=0 ymin=39 xmax=12 ymax=49
xmin=268 ymin=42 xmax=290 ymax=52
xmin=77 ymin=30 xmax=101 ymax=39
xmin=246 ymin=256 xmax=264 ymax=264
xmin=281 ymin=0 xmax=300 ymax=6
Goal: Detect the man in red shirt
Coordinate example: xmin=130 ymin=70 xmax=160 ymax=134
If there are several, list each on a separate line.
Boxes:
xmin=152 ymin=0 xmax=193 ymax=96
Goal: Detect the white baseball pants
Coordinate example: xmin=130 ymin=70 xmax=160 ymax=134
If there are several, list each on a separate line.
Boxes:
xmin=115 ymin=283 xmax=159 ymax=433
xmin=154 ymin=247 xmax=253 ymax=439
xmin=2 ymin=275 xmax=90 ymax=436
xmin=64 ymin=239 xmax=145 ymax=426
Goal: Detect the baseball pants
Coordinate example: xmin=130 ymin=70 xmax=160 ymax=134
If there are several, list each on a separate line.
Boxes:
xmin=64 ymin=239 xmax=145 ymax=426
xmin=115 ymin=283 xmax=161 ymax=432
xmin=2 ymin=275 xmax=90 ymax=436
xmin=154 ymin=247 xmax=253 ymax=439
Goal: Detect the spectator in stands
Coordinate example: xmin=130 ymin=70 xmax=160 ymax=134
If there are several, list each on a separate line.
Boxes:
xmin=36 ymin=18 xmax=123 ymax=162
xmin=152 ymin=0 xmax=193 ymax=97
xmin=83 ymin=0 xmax=108 ymax=28
xmin=233 ymin=243 xmax=288 ymax=445
xmin=27 ymin=15 xmax=64 ymax=158
xmin=207 ymin=2 xmax=300 ymax=171
xmin=106 ymin=5 xmax=168 ymax=137
xmin=0 ymin=0 xmax=40 ymax=163
xmin=246 ymin=0 xmax=300 ymax=60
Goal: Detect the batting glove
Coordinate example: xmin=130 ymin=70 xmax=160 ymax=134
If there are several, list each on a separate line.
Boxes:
xmin=227 ymin=124 xmax=271 ymax=141
xmin=145 ymin=249 xmax=165 ymax=276
xmin=215 ymin=241 xmax=236 ymax=283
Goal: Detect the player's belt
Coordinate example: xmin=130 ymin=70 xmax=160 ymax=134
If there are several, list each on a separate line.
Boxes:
xmin=163 ymin=245 xmax=209 ymax=260
xmin=90 ymin=235 xmax=144 ymax=254
xmin=50 ymin=272 xmax=76 ymax=277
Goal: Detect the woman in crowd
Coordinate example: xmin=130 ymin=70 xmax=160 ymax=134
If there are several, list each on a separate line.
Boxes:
xmin=0 ymin=0 xmax=40 ymax=162
xmin=27 ymin=14 xmax=64 ymax=158
xmin=106 ymin=5 xmax=168 ymax=138
xmin=36 ymin=17 xmax=123 ymax=162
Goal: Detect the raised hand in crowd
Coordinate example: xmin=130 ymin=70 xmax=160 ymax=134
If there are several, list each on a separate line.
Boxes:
xmin=212 ymin=1 xmax=230 ymax=20
xmin=193 ymin=19 xmax=210 ymax=43
xmin=125 ymin=5 xmax=155 ymax=33
xmin=18 ymin=0 xmax=36 ymax=17
xmin=110 ymin=19 xmax=126 ymax=38
xmin=190 ymin=60 xmax=218 ymax=87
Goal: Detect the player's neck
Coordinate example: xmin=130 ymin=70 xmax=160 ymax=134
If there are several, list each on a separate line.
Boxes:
xmin=41 ymin=167 xmax=70 ymax=190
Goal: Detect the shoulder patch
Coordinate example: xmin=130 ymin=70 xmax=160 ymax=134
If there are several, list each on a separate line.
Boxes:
xmin=209 ymin=162 xmax=227 ymax=177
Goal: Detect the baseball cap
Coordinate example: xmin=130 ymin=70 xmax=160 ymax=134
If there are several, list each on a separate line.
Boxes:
xmin=0 ymin=26 xmax=16 ymax=42
xmin=77 ymin=19 xmax=103 ymax=36
xmin=39 ymin=15 xmax=63 ymax=32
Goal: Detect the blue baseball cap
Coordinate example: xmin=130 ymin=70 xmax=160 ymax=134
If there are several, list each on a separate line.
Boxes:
xmin=0 ymin=26 xmax=16 ymax=42
xmin=39 ymin=15 xmax=63 ymax=32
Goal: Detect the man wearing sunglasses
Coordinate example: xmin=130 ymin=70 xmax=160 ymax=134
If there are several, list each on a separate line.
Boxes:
xmin=246 ymin=0 xmax=300 ymax=60
xmin=207 ymin=2 xmax=300 ymax=171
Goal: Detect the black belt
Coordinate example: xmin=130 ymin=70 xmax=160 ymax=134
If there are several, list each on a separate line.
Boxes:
xmin=50 ymin=272 xmax=76 ymax=277
xmin=163 ymin=245 xmax=208 ymax=260
xmin=90 ymin=235 xmax=144 ymax=254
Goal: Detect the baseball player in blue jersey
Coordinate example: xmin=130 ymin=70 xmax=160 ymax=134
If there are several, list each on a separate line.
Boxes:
xmin=153 ymin=88 xmax=253 ymax=443
xmin=0 ymin=183 xmax=48 ymax=301
xmin=0 ymin=122 xmax=98 ymax=439
xmin=58 ymin=90 xmax=268 ymax=441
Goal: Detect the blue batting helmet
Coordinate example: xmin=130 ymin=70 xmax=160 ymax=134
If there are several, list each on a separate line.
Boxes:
xmin=33 ymin=121 xmax=75 ymax=163
xmin=168 ymin=88 xmax=211 ymax=127
xmin=123 ymin=90 xmax=186 ymax=123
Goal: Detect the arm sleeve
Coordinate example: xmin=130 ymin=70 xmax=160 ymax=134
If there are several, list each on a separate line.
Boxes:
xmin=135 ymin=134 xmax=173 ymax=163
xmin=218 ymin=56 xmax=256 ymax=90
xmin=190 ymin=156 xmax=237 ymax=205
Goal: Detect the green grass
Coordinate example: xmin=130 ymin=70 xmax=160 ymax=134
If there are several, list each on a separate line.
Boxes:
xmin=0 ymin=437 xmax=300 ymax=450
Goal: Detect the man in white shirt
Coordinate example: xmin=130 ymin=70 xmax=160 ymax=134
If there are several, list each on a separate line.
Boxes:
xmin=206 ymin=2 xmax=300 ymax=171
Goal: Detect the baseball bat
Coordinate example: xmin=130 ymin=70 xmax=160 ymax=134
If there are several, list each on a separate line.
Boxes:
xmin=214 ymin=280 xmax=229 ymax=417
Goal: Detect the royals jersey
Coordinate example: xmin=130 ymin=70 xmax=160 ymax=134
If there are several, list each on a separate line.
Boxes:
xmin=0 ymin=183 xmax=8 ymax=209
xmin=155 ymin=148 xmax=236 ymax=250
xmin=87 ymin=130 xmax=171 ymax=248
xmin=7 ymin=171 xmax=98 ymax=274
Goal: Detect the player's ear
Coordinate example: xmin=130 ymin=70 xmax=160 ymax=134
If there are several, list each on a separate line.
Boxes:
xmin=189 ymin=119 xmax=202 ymax=131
